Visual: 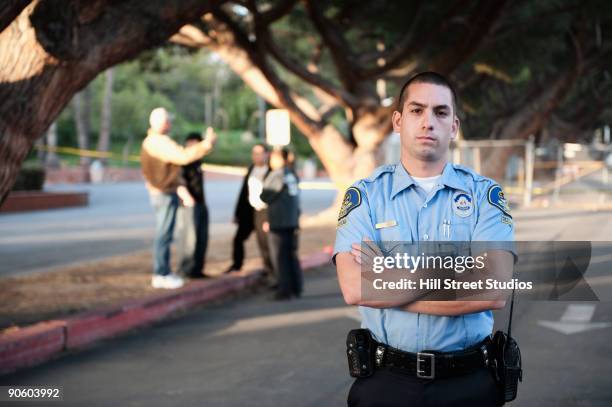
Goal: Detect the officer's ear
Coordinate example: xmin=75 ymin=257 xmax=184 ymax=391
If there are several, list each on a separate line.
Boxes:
xmin=450 ymin=115 xmax=460 ymax=141
xmin=392 ymin=110 xmax=402 ymax=133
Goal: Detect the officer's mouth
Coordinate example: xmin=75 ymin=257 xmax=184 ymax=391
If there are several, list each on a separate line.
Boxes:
xmin=416 ymin=136 xmax=437 ymax=143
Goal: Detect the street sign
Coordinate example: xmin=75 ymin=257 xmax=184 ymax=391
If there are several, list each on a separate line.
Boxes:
xmin=266 ymin=109 xmax=290 ymax=146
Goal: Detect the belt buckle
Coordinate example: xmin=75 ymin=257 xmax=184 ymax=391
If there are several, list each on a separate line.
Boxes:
xmin=416 ymin=352 xmax=435 ymax=379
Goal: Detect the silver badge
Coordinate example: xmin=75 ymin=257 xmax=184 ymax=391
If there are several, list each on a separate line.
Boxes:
xmin=452 ymin=191 xmax=474 ymax=218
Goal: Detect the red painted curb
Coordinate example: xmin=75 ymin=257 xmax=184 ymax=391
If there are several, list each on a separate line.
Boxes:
xmin=0 ymin=191 xmax=88 ymax=213
xmin=0 ymin=251 xmax=331 ymax=375
xmin=64 ymin=274 xmax=260 ymax=349
xmin=0 ymin=321 xmax=66 ymax=374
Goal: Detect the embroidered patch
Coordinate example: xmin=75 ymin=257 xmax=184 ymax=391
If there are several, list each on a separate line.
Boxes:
xmin=452 ymin=191 xmax=474 ymax=218
xmin=487 ymin=185 xmax=511 ymax=217
xmin=338 ymin=187 xmax=362 ymax=221
xmin=501 ymin=214 xmax=513 ymax=225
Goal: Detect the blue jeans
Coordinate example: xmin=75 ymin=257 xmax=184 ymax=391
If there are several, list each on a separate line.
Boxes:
xmin=150 ymin=192 xmax=179 ymax=276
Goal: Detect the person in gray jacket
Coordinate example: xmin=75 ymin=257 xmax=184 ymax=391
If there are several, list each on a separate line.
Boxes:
xmin=261 ymin=148 xmax=302 ymax=300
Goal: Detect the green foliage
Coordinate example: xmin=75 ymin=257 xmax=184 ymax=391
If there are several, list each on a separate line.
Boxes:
xmin=51 ymin=46 xmax=275 ymax=165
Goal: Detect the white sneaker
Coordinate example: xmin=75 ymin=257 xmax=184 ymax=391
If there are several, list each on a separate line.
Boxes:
xmin=151 ymin=274 xmax=185 ymax=289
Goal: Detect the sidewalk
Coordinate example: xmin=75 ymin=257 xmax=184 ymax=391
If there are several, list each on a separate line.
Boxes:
xmin=0 ymin=219 xmax=336 ymax=374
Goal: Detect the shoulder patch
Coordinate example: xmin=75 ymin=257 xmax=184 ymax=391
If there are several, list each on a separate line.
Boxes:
xmin=487 ymin=184 xmax=511 ymax=217
xmin=338 ymin=187 xmax=362 ymax=221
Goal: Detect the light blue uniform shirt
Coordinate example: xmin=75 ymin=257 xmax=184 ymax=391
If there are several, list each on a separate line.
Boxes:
xmin=334 ymin=162 xmax=514 ymax=353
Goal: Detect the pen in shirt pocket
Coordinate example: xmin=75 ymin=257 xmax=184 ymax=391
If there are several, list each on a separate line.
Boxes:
xmin=442 ymin=219 xmax=451 ymax=239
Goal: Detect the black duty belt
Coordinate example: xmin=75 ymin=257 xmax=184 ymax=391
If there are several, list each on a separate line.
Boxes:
xmin=373 ymin=338 xmax=491 ymax=380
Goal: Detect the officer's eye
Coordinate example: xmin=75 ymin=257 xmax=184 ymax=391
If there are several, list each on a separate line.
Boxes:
xmin=410 ymin=108 xmax=422 ymax=114
xmin=436 ymin=110 xmax=449 ymax=117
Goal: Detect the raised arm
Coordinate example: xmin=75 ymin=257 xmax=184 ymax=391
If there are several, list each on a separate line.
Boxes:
xmin=144 ymin=127 xmax=217 ymax=165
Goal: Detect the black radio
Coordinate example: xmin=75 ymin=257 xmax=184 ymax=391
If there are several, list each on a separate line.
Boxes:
xmin=490 ymin=330 xmax=523 ymax=402
xmin=346 ymin=329 xmax=376 ymax=378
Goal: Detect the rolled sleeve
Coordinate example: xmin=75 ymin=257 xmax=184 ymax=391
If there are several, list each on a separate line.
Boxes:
xmin=333 ymin=183 xmax=376 ymax=263
xmin=472 ymin=182 xmax=516 ymax=259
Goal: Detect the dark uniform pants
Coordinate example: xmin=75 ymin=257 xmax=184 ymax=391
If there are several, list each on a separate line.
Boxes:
xmin=268 ymin=227 xmax=302 ymax=296
xmin=348 ymin=367 xmax=502 ymax=407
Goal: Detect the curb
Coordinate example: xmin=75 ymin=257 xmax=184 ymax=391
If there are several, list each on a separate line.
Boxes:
xmin=0 ymin=250 xmax=332 ymax=375
xmin=0 ymin=191 xmax=89 ymax=213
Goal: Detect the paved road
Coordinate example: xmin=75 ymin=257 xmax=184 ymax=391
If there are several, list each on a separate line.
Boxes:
xmin=0 ymin=179 xmax=336 ymax=277
xmin=1 ymin=263 xmax=611 ymax=406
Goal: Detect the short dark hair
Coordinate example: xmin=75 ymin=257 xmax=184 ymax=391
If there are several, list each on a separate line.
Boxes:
xmin=253 ymin=142 xmax=269 ymax=152
xmin=396 ymin=71 xmax=458 ymax=114
xmin=185 ymin=132 xmax=202 ymax=143
xmin=280 ymin=147 xmax=292 ymax=161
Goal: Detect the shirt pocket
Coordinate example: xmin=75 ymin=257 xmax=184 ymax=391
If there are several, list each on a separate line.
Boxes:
xmin=438 ymin=218 xmax=472 ymax=241
xmin=376 ymin=221 xmax=403 ymax=241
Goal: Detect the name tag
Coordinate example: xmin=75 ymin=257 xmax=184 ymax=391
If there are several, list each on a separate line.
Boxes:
xmin=375 ymin=220 xmax=397 ymax=229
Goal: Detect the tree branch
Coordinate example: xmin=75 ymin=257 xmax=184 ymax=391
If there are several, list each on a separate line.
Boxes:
xmin=246 ymin=0 xmax=358 ymax=109
xmin=356 ymin=0 xmax=425 ymax=80
xmin=304 ymin=0 xmax=357 ymax=89
xmin=430 ymin=0 xmax=509 ymax=75
xmin=485 ymin=3 xmax=582 ymax=46
xmin=211 ymin=5 xmax=324 ymax=135
xmin=0 ymin=0 xmax=31 ymax=33
xmin=259 ymin=0 xmax=298 ymax=26
xmin=490 ymin=27 xmax=584 ymax=140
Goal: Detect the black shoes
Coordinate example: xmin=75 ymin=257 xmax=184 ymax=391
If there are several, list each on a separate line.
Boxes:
xmin=187 ymin=273 xmax=209 ymax=279
xmin=271 ymin=291 xmax=302 ymax=301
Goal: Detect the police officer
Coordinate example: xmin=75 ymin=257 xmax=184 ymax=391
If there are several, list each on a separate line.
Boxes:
xmin=334 ymin=72 xmax=515 ymax=406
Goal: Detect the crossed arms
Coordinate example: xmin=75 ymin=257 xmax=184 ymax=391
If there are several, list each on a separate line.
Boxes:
xmin=335 ymin=241 xmax=512 ymax=316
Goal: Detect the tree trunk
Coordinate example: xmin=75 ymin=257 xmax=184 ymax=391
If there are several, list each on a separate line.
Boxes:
xmin=0 ymin=0 xmax=214 ymax=205
xmin=73 ymin=86 xmax=92 ymax=165
xmin=97 ymin=67 xmax=114 ymax=162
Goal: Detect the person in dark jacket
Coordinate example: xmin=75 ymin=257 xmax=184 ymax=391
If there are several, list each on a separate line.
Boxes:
xmin=261 ymin=147 xmax=302 ymax=300
xmin=176 ymin=132 xmax=210 ymax=279
xmin=224 ymin=143 xmax=274 ymax=282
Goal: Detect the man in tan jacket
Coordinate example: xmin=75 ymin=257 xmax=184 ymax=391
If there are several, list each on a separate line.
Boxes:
xmin=141 ymin=107 xmax=217 ymax=289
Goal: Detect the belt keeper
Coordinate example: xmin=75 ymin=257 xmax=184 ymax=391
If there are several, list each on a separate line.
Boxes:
xmin=481 ymin=344 xmax=489 ymax=367
xmin=375 ymin=346 xmax=385 ymax=367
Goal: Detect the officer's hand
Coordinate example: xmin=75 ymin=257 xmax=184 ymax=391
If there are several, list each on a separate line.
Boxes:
xmin=262 ymin=221 xmax=270 ymax=233
xmin=204 ymin=126 xmax=217 ymax=147
xmin=350 ymin=237 xmax=382 ymax=270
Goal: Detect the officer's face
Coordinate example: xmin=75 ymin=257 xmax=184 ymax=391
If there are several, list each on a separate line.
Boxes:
xmin=392 ymin=82 xmax=459 ymax=164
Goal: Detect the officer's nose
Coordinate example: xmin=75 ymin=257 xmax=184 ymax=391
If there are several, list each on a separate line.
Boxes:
xmin=421 ymin=109 xmax=434 ymax=131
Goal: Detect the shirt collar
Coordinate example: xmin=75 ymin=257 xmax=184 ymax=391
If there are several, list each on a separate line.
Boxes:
xmin=391 ymin=162 xmax=467 ymax=199
xmin=390 ymin=163 xmax=415 ymax=199
xmin=439 ymin=162 xmax=468 ymax=191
